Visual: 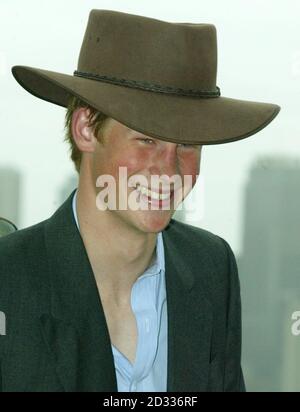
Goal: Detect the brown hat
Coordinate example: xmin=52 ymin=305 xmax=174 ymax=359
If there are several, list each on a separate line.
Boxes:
xmin=12 ymin=9 xmax=280 ymax=145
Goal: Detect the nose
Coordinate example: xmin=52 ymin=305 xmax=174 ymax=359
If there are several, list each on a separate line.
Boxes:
xmin=149 ymin=142 xmax=179 ymax=178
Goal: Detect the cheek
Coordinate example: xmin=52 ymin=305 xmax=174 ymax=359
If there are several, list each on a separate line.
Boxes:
xmin=114 ymin=149 xmax=151 ymax=176
xmin=180 ymin=152 xmax=200 ymax=184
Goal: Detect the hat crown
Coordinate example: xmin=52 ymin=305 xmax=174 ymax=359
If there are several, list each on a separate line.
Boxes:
xmin=77 ymin=10 xmax=218 ymax=92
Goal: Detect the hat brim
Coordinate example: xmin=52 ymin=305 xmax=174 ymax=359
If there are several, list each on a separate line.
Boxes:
xmin=12 ymin=65 xmax=280 ymax=145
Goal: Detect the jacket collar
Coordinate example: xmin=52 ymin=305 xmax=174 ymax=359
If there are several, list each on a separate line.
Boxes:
xmin=42 ymin=190 xmax=212 ymax=391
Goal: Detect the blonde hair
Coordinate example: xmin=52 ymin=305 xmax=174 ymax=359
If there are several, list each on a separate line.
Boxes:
xmin=64 ymin=96 xmax=109 ymax=173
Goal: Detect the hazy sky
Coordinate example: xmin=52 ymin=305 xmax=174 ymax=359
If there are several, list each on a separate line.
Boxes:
xmin=1 ymin=0 xmax=299 ymax=254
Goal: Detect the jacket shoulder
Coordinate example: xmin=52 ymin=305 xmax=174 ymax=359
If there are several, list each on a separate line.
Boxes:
xmin=0 ymin=219 xmax=50 ymax=300
xmin=164 ymin=218 xmax=238 ymax=292
xmin=165 ymin=218 xmax=229 ymax=259
xmin=0 ymin=219 xmax=48 ymax=263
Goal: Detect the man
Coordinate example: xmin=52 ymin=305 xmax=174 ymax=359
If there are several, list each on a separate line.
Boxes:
xmin=0 ymin=10 xmax=280 ymax=392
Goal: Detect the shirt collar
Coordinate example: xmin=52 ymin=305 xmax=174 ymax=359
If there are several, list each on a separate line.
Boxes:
xmin=72 ymin=189 xmax=165 ymax=276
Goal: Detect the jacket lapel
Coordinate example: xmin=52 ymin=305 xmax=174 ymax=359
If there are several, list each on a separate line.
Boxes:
xmin=39 ymin=313 xmax=81 ymax=392
xmin=42 ymin=190 xmax=117 ymax=392
xmin=163 ymin=223 xmax=213 ymax=392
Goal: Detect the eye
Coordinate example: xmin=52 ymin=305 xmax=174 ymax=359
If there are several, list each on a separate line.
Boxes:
xmin=138 ymin=138 xmax=155 ymax=145
xmin=177 ymin=143 xmax=199 ymax=149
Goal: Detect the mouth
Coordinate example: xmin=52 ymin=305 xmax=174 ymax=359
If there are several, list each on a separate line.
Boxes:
xmin=136 ymin=184 xmax=172 ymax=200
xmin=135 ymin=184 xmax=175 ymax=207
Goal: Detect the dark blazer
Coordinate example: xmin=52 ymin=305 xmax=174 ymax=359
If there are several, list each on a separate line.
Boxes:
xmin=0 ymin=190 xmax=245 ymax=392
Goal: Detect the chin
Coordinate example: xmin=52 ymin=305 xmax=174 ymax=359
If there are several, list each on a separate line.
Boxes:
xmin=134 ymin=211 xmax=173 ymax=233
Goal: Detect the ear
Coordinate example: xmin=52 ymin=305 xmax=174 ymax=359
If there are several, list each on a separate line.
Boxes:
xmin=71 ymin=107 xmax=97 ymax=153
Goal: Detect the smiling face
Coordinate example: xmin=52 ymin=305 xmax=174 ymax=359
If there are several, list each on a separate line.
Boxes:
xmin=90 ymin=118 xmax=202 ymax=233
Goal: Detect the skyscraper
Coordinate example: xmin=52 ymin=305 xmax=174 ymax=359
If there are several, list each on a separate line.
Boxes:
xmin=239 ymin=157 xmax=300 ymax=391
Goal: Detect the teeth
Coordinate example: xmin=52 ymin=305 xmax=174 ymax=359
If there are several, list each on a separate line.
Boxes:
xmin=136 ymin=185 xmax=171 ymax=201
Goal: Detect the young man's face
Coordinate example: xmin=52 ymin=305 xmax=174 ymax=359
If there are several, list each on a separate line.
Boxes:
xmin=91 ymin=118 xmax=202 ymax=233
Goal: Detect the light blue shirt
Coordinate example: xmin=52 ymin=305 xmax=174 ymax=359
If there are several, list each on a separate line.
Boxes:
xmin=72 ymin=190 xmax=168 ymax=392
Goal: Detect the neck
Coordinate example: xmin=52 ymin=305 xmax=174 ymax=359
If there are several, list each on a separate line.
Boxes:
xmin=75 ymin=177 xmax=157 ymax=299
